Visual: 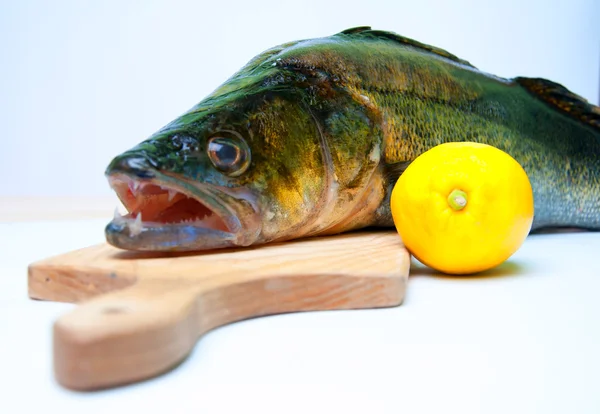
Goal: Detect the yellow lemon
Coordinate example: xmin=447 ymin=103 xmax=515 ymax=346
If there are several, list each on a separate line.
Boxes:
xmin=391 ymin=142 xmax=534 ymax=274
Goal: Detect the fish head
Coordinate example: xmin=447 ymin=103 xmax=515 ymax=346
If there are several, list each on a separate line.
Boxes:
xmin=105 ymin=84 xmax=328 ymax=251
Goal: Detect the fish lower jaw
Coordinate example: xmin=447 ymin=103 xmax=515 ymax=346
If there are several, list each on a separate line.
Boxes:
xmin=105 ymin=219 xmax=247 ymax=252
xmin=106 ymin=209 xmax=263 ymax=251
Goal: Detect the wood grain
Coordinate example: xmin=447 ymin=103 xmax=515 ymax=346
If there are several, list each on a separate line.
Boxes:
xmin=28 ymin=230 xmax=410 ymax=390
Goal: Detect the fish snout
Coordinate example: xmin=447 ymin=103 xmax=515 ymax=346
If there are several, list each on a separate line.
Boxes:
xmin=105 ymin=155 xmax=156 ymax=179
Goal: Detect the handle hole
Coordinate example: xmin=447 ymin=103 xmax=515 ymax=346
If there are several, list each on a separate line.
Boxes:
xmin=102 ymin=305 xmax=132 ymax=315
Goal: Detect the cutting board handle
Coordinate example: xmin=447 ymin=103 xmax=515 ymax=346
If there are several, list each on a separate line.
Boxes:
xmin=54 ymin=279 xmax=203 ymax=390
xmin=53 ymin=266 xmax=407 ymax=390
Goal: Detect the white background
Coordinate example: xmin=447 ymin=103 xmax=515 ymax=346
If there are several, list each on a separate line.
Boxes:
xmin=1 ymin=0 xmax=599 ymax=197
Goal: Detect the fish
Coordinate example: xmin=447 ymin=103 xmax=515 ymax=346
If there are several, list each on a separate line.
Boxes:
xmin=105 ymin=26 xmax=600 ymax=252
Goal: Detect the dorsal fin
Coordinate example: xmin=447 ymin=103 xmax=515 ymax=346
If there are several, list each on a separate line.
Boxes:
xmin=515 ymin=77 xmax=600 ymax=131
xmin=338 ymin=27 xmax=476 ymax=68
xmin=340 ymin=26 xmax=373 ymax=35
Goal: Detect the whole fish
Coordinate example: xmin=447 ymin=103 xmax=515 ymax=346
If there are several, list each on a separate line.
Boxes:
xmin=105 ymin=27 xmax=600 ymax=251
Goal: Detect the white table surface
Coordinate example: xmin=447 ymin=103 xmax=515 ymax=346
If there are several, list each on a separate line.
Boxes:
xmin=1 ymin=213 xmax=599 ymax=414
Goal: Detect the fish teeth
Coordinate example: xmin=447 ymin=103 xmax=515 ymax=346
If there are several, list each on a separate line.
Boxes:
xmin=173 ymin=218 xmax=200 ymax=225
xmin=129 ymin=180 xmax=141 ymax=195
xmin=113 ymin=207 xmax=122 ymax=221
xmin=129 ymin=212 xmax=143 ymax=236
xmin=168 ymin=189 xmax=177 ymax=202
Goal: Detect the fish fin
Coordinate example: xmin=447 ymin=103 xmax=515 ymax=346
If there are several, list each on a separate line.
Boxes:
xmin=515 ymin=77 xmax=600 ymax=131
xmin=384 ymin=160 xmax=412 ymax=184
xmin=338 ymin=27 xmax=476 ymax=69
xmin=340 ymin=26 xmax=372 ymax=35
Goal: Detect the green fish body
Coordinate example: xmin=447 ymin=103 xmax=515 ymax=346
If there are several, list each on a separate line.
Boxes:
xmin=105 ymin=27 xmax=600 ymax=251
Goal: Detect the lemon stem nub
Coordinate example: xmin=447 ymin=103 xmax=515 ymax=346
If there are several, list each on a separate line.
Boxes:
xmin=448 ymin=189 xmax=468 ymax=211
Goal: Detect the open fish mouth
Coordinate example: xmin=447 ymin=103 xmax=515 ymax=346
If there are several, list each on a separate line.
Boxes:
xmin=105 ymin=171 xmax=259 ymax=251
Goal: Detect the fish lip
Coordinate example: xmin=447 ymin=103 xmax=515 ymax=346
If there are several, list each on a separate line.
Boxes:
xmin=104 ymin=169 xmax=261 ymax=251
xmin=105 ymin=220 xmax=238 ymax=252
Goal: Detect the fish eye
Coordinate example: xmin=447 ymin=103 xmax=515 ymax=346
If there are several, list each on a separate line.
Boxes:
xmin=207 ymin=134 xmax=251 ymax=177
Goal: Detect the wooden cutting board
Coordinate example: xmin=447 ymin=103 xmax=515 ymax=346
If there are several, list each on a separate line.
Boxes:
xmin=28 ymin=230 xmax=410 ymax=391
